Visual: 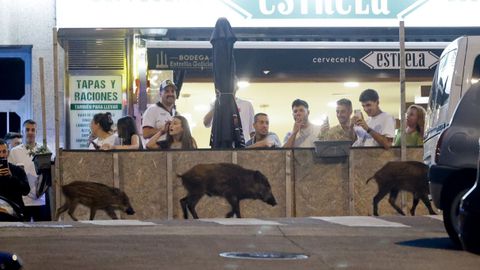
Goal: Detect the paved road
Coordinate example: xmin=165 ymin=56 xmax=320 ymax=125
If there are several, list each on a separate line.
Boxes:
xmin=0 ymin=216 xmax=479 ymax=270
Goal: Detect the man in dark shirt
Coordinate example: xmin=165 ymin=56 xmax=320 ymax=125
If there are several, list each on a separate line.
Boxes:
xmin=0 ymin=139 xmax=30 ymax=221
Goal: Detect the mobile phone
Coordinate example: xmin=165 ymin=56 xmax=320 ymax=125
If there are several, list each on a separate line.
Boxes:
xmin=0 ymin=159 xmax=8 ymax=169
xmin=354 ymin=109 xmax=363 ymax=119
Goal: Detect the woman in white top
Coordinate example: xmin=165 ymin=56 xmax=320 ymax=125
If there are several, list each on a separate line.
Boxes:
xmin=88 ymin=112 xmax=118 ymax=150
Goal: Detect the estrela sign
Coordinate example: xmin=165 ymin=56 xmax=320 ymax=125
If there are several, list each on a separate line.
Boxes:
xmin=223 ymin=0 xmax=429 ymax=19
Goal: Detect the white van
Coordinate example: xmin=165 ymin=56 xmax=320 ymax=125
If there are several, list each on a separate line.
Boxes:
xmin=424 ymin=36 xmax=480 ymax=247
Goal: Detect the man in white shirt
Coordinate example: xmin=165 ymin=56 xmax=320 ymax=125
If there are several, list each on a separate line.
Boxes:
xmin=8 ymin=119 xmax=50 ymax=221
xmin=352 ymin=89 xmax=395 ymax=149
xmin=283 ymin=99 xmax=322 ymax=148
xmin=203 ymin=83 xmax=255 ymax=142
xmin=142 ymin=79 xmax=177 ymax=142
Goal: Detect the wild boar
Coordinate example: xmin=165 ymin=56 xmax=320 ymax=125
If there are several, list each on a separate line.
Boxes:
xmin=366 ymin=161 xmax=436 ymax=216
xmin=56 ymin=181 xmax=135 ymax=221
xmin=178 ymin=163 xmax=277 ymax=219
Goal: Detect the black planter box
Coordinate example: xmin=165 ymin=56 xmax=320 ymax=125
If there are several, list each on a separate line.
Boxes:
xmin=32 ymin=153 xmax=52 ymax=171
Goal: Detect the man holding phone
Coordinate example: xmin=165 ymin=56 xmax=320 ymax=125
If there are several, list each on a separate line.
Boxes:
xmin=318 ymin=98 xmax=355 ymax=142
xmin=0 ymin=139 xmax=30 ymax=220
xmin=8 ymin=119 xmax=51 ymax=221
xmin=352 ymin=89 xmax=395 ymax=149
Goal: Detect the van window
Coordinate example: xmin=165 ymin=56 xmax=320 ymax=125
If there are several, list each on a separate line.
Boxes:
xmin=429 ymin=49 xmax=457 ymax=110
xmin=472 ymin=55 xmax=480 ymax=84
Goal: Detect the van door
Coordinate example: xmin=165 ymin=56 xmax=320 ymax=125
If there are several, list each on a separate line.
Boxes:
xmin=424 ymin=38 xmax=466 ymax=165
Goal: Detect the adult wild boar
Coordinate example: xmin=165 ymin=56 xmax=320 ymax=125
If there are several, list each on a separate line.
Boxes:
xmin=56 ymin=181 xmax=135 ymax=221
xmin=178 ymin=163 xmax=277 ymax=219
xmin=366 ymin=161 xmax=436 ymax=216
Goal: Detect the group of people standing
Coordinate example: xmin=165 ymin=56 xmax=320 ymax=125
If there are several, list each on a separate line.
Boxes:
xmin=88 ymin=79 xmax=426 ymax=151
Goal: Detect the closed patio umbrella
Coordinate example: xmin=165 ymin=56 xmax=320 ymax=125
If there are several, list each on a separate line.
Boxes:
xmin=209 ymin=17 xmax=245 ymax=148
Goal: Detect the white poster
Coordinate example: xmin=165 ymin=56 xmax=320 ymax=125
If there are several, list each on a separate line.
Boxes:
xmin=69 ymin=75 xmax=123 ymax=149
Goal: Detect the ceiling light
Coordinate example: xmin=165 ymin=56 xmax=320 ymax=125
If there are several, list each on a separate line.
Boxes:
xmin=414 ymin=96 xmax=429 ymax=104
xmin=237 ymin=80 xmax=250 ymax=89
xmin=194 ymin=104 xmax=210 ymax=112
xmin=471 ymin=78 xmax=479 ymax=84
xmin=344 ymin=82 xmax=359 ymax=88
xmin=262 ymin=70 xmax=271 ymax=75
xmin=311 ymin=114 xmax=328 ymax=126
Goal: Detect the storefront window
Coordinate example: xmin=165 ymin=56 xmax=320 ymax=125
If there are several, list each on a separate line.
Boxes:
xmin=0 ymin=58 xmax=25 ymax=100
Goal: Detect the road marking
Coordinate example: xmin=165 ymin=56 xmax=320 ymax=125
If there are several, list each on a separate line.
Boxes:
xmin=200 ymin=218 xmax=284 ymax=226
xmin=427 ymin=215 xmax=443 ymax=221
xmin=311 ymin=216 xmax=410 ymax=227
xmin=0 ymin=222 xmax=25 ymax=227
xmin=80 ymin=220 xmax=156 ymax=226
xmin=0 ymin=222 xmax=73 ymax=228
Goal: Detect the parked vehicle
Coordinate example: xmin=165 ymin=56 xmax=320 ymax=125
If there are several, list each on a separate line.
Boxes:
xmin=424 ymin=36 xmax=480 ymax=247
xmin=459 ymin=138 xmax=480 ymax=254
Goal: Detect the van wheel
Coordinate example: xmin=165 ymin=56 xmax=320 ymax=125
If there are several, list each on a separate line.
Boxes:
xmin=443 ymin=188 xmax=469 ymax=248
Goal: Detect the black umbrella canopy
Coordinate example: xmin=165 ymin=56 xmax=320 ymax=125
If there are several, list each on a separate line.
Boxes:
xmin=209 ymin=17 xmax=245 ymax=148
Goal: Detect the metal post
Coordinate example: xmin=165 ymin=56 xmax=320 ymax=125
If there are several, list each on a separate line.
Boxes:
xmin=399 ymin=21 xmax=407 ymax=162
xmin=53 ymin=27 xmax=61 ymax=215
xmin=399 ymin=20 xmax=407 ymax=212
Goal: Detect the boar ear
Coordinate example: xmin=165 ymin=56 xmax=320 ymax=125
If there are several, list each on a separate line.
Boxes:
xmin=254 ymin=170 xmax=263 ymax=179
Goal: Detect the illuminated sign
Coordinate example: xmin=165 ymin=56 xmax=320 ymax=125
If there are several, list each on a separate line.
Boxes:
xmin=56 ymin=0 xmax=480 ymax=28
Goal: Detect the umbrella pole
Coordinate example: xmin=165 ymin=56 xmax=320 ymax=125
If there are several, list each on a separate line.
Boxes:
xmin=39 ymin=57 xmax=47 ymax=147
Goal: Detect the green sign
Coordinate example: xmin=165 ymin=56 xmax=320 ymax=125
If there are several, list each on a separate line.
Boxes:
xmin=68 ymin=75 xmax=123 ymax=149
xmin=224 ymin=0 xmax=428 ymax=19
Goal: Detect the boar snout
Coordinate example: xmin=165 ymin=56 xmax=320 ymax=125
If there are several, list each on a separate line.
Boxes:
xmin=125 ymin=207 xmax=135 ymax=215
xmin=265 ymin=194 xmax=277 ymax=206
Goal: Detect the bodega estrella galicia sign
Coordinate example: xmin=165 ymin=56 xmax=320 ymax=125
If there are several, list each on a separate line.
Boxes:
xmin=68 ymin=75 xmax=123 ymax=149
xmin=360 ymin=51 xmax=439 ymax=70
xmin=223 ymin=0 xmax=428 ymax=19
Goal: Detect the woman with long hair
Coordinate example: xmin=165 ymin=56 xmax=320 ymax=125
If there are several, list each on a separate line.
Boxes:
xmin=394 ymin=104 xmax=426 ymax=146
xmin=112 ymin=116 xmax=143 ymax=150
xmin=146 ymin=115 xmax=197 ymax=150
xmin=89 ymin=112 xmax=117 ymax=150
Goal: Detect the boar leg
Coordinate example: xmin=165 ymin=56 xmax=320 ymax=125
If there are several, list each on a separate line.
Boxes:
xmin=105 ymin=207 xmax=118 ymax=220
xmin=410 ymin=196 xmax=420 ymax=216
xmin=89 ymin=208 xmax=98 ymax=220
xmin=55 ymin=203 xmax=70 ymax=221
xmin=388 ymin=189 xmax=405 ymax=216
xmin=67 ymin=202 xmax=79 ymax=221
xmin=372 ymin=188 xmax=390 ymax=216
xmin=420 ymin=194 xmax=437 ymax=215
xmin=180 ymin=197 xmax=189 ymax=219
xmin=225 ymin=196 xmax=241 ymax=218
xmin=186 ymin=194 xmax=203 ymax=219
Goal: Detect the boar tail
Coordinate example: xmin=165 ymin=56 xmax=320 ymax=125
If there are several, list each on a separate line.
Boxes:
xmin=366 ymin=176 xmax=374 ymax=184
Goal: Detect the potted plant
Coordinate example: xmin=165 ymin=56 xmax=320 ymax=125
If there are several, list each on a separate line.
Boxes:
xmin=27 ymin=144 xmax=52 ymax=172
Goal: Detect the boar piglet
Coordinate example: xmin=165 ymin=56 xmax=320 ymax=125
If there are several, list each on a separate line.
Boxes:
xmin=56 ymin=181 xmax=135 ymax=221
xmin=178 ymin=163 xmax=277 ymax=219
xmin=366 ymin=161 xmax=436 ymax=216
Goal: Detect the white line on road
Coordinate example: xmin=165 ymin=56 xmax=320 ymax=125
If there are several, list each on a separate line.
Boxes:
xmin=80 ymin=220 xmax=157 ymax=226
xmin=427 ymin=215 xmax=443 ymax=221
xmin=200 ymin=218 xmax=284 ymax=226
xmin=0 ymin=222 xmax=73 ymax=228
xmin=311 ymin=216 xmax=410 ymax=227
